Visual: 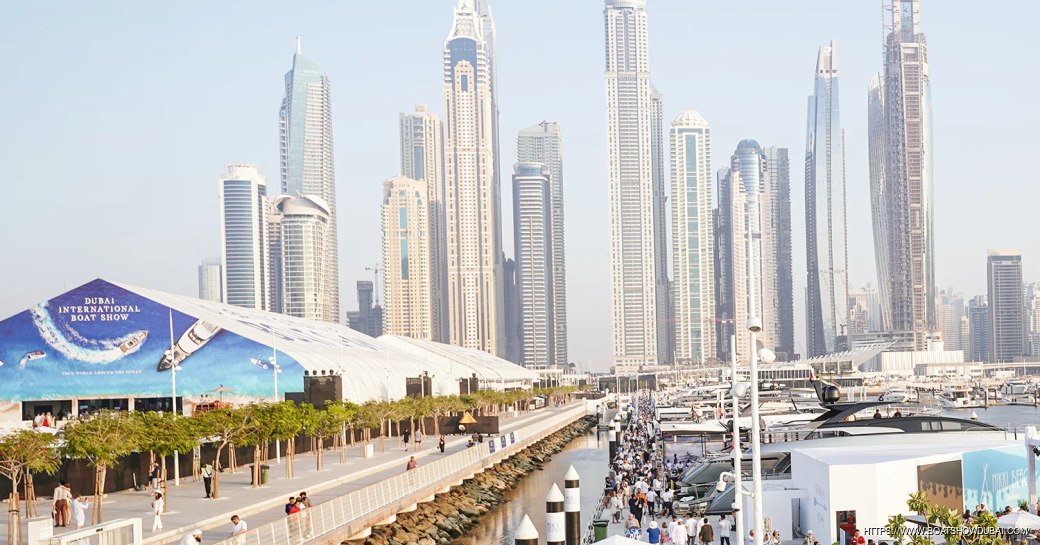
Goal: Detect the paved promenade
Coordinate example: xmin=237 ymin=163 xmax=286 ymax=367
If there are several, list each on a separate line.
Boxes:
xmin=4 ymin=404 xmax=587 ymax=544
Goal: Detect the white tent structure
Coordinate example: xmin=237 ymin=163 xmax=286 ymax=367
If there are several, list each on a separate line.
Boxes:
xmin=115 ymin=282 xmax=539 ymax=402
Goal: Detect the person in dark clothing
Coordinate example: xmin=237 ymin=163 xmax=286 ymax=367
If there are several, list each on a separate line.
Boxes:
xmin=285 ymin=497 xmax=295 ymax=515
xmin=439 ymin=435 xmax=446 ymax=453
xmin=873 ymin=410 xmax=882 ymax=420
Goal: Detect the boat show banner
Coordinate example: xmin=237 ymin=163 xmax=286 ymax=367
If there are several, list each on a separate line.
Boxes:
xmin=0 ymin=279 xmax=303 ymax=403
xmin=961 ymin=446 xmax=1038 ymax=512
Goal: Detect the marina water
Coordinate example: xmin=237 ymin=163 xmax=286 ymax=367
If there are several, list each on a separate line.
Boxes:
xmin=453 ymin=429 xmax=611 ymax=544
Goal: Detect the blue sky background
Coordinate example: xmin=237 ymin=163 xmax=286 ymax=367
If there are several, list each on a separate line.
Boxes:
xmin=3 ymin=1 xmax=1038 ymax=370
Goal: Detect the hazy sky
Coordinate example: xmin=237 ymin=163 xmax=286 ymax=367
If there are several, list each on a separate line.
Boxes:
xmin=3 ymin=1 xmax=1038 ymax=371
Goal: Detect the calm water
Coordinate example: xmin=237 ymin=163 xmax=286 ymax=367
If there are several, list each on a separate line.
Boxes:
xmin=941 ymin=404 xmax=1040 ymax=428
xmin=453 ymin=430 xmax=611 ymax=545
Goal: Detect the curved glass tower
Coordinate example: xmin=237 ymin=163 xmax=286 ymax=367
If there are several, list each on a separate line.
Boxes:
xmin=805 ymin=40 xmax=849 ymax=356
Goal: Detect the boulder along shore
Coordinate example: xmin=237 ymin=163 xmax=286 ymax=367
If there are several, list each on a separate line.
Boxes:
xmin=348 ymin=415 xmax=598 ymax=545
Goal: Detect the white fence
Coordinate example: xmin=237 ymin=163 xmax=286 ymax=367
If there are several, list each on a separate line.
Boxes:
xmin=35 ymin=518 xmax=142 ymax=545
xmin=211 ymin=404 xmax=589 ymax=545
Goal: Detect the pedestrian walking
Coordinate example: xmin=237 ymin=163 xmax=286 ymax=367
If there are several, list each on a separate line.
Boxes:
xmin=406 ymin=456 xmax=417 ymax=471
xmin=415 ymin=429 xmax=423 ymax=449
xmin=438 ymin=435 xmax=446 ymax=453
xmin=671 ymin=516 xmax=688 ymax=545
xmin=719 ymin=515 xmax=732 ymax=545
xmin=403 ymin=428 xmax=411 ymax=449
xmin=149 ymin=461 xmax=161 ymax=491
xmin=201 ymin=464 xmax=214 ymax=498
xmin=52 ymin=480 xmax=70 ymax=527
xmin=151 ymin=492 xmax=165 ymax=532
xmin=699 ymin=517 xmax=714 ymax=545
xmin=229 ymin=515 xmax=248 ymax=545
xmin=71 ymin=495 xmax=88 ymax=529
xmin=686 ymin=516 xmax=699 ymax=545
xmin=179 ymin=528 xmax=203 ymax=544
xmin=648 ymin=520 xmax=662 ymax=544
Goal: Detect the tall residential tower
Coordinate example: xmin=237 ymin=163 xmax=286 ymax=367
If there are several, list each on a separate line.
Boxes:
xmin=400 ymin=105 xmax=447 ymax=342
xmin=512 ymin=163 xmax=554 ymax=368
xmin=868 ymin=0 xmax=935 ymax=346
xmin=517 ymin=121 xmax=568 ymax=367
xmin=443 ymin=0 xmax=504 ymax=355
xmin=987 ymin=250 xmax=1025 ymax=363
xmin=603 ymin=0 xmax=668 ymax=368
xmin=670 ymin=111 xmax=715 ymax=365
xmin=278 ymin=39 xmax=340 ymax=323
xmin=804 ymin=40 xmax=849 ymax=357
xmin=219 ymin=164 xmax=271 ymax=311
xmin=381 ymin=176 xmax=435 ymax=340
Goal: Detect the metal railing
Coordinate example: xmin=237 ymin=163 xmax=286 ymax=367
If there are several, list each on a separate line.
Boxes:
xmin=211 ymin=404 xmax=588 ymax=545
xmin=46 ymin=517 xmax=142 ymax=545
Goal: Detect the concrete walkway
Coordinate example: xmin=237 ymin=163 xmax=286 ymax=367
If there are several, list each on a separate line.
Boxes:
xmin=4 ymin=404 xmax=586 ymax=544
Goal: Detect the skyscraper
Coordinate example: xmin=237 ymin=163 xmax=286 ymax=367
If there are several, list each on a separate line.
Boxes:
xmin=197 ymin=259 xmax=222 ymax=303
xmin=987 ymin=250 xmax=1025 ymax=363
xmin=868 ymin=0 xmax=935 ymax=346
xmin=347 ymin=281 xmax=383 ymax=338
xmin=716 ymin=141 xmax=782 ymax=362
xmin=443 ymin=0 xmax=504 ymax=356
xmin=764 ymin=146 xmax=795 ymax=359
xmin=670 ymin=111 xmax=715 ymax=365
xmin=381 ymin=176 xmax=435 ymax=340
xmin=1027 ymin=282 xmax=1040 ymax=357
xmin=502 ymin=257 xmax=520 ymax=364
xmin=219 ymin=164 xmax=270 ymax=311
xmin=279 ymin=38 xmax=340 ymax=323
xmin=804 ymin=40 xmax=849 ymax=357
xmin=604 ymin=0 xmax=667 ymax=368
xmin=848 ymin=284 xmax=883 ymax=336
xmin=272 ymin=195 xmax=333 ymax=322
xmin=967 ymin=295 xmax=989 ymax=362
xmin=651 ymin=88 xmax=673 ymax=365
xmin=400 ymin=105 xmax=447 ymax=342
xmin=512 ymin=163 xmax=553 ymax=368
xmin=517 ymin=121 xmax=568 ymax=367
xmin=936 ymin=289 xmax=964 ymax=352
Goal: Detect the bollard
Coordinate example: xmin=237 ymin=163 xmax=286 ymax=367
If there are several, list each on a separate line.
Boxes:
xmin=608 ymin=428 xmax=617 ymax=461
xmin=515 ymin=514 xmax=539 ymax=545
xmin=547 ymin=483 xmax=565 ymax=545
xmin=564 ymin=465 xmax=581 ymax=545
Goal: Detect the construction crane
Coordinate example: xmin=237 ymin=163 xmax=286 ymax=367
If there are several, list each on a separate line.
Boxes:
xmin=364 ymin=264 xmax=383 ymax=305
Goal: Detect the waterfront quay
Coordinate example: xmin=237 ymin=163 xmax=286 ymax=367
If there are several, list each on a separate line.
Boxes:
xmin=5 ymin=403 xmax=593 ymax=545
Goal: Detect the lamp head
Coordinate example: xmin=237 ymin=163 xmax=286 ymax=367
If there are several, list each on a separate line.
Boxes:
xmin=731 ymin=382 xmax=751 ymax=398
xmin=758 ymin=348 xmax=777 ymax=364
xmin=747 ymin=318 xmax=763 ymax=333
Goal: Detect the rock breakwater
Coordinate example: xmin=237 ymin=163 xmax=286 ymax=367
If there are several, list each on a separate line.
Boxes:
xmin=349 ymin=415 xmax=597 ymax=545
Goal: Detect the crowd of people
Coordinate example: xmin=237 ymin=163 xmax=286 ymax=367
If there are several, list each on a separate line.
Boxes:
xmin=603 ymin=394 xmax=789 ymax=545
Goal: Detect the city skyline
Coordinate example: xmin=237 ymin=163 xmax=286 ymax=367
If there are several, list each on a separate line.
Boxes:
xmin=4 ymin=1 xmax=1040 ymax=370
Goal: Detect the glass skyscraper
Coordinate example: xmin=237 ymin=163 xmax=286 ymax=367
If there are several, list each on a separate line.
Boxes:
xmin=805 ymin=40 xmax=849 ymax=357
xmin=278 ymin=39 xmax=340 ymax=323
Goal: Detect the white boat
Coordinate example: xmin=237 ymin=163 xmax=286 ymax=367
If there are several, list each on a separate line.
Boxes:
xmin=156 ymin=320 xmax=222 ymax=371
xmin=119 ymin=330 xmax=148 ymax=353
xmin=19 ymin=350 xmax=46 ymax=369
xmin=879 ymin=388 xmax=914 ymax=403
xmin=937 ymin=387 xmax=972 ymax=409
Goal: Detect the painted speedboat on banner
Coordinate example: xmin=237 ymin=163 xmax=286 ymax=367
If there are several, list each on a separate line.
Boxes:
xmin=19 ymin=350 xmax=47 ymax=369
xmin=157 ymin=320 xmax=222 ymax=371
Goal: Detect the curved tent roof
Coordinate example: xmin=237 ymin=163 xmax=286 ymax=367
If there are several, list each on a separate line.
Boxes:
xmin=112 ymin=281 xmax=536 ymax=402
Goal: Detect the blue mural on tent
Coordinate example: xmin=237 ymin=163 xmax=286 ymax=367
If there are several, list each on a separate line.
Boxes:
xmin=961 ymin=446 xmax=1040 ymax=511
xmin=0 ymin=279 xmax=303 ymax=401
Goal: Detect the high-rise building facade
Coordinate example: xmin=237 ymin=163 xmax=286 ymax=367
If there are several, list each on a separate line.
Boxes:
xmin=517 ymin=122 xmax=569 ymax=367
xmin=400 ymin=105 xmax=447 ymax=342
xmin=279 ymin=39 xmax=340 ymax=323
xmin=512 ymin=163 xmax=554 ymax=368
xmin=868 ymin=0 xmax=935 ymax=346
xmin=848 ymin=284 xmax=883 ymax=337
xmin=650 ymin=88 xmax=673 ymax=365
xmin=502 ymin=257 xmax=520 ymax=364
xmin=987 ymin=250 xmax=1025 ymax=363
xmin=804 ymin=40 xmax=849 ymax=357
xmin=443 ymin=0 xmax=504 ymax=356
xmin=1027 ymin=282 xmax=1040 ymax=357
xmin=764 ymin=146 xmax=796 ymax=359
xmin=271 ymin=195 xmax=333 ymax=322
xmin=670 ymin=111 xmax=715 ymax=365
xmin=967 ymin=295 xmax=989 ymax=362
xmin=219 ymin=164 xmax=270 ymax=311
xmin=347 ymin=281 xmax=383 ymax=338
xmin=603 ymin=0 xmax=668 ymax=367
xmin=381 ymin=176 xmax=435 ymax=340
xmin=936 ymin=289 xmax=964 ymax=352
xmin=716 ymin=141 xmax=782 ymax=362
xmin=198 ymin=259 xmax=223 ymax=303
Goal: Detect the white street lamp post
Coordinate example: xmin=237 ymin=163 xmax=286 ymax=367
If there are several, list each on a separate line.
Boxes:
xmin=730 ymin=335 xmax=744 ymax=545
xmin=744 ymin=167 xmax=766 ymax=545
xmin=166 ymin=310 xmax=181 ymax=486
